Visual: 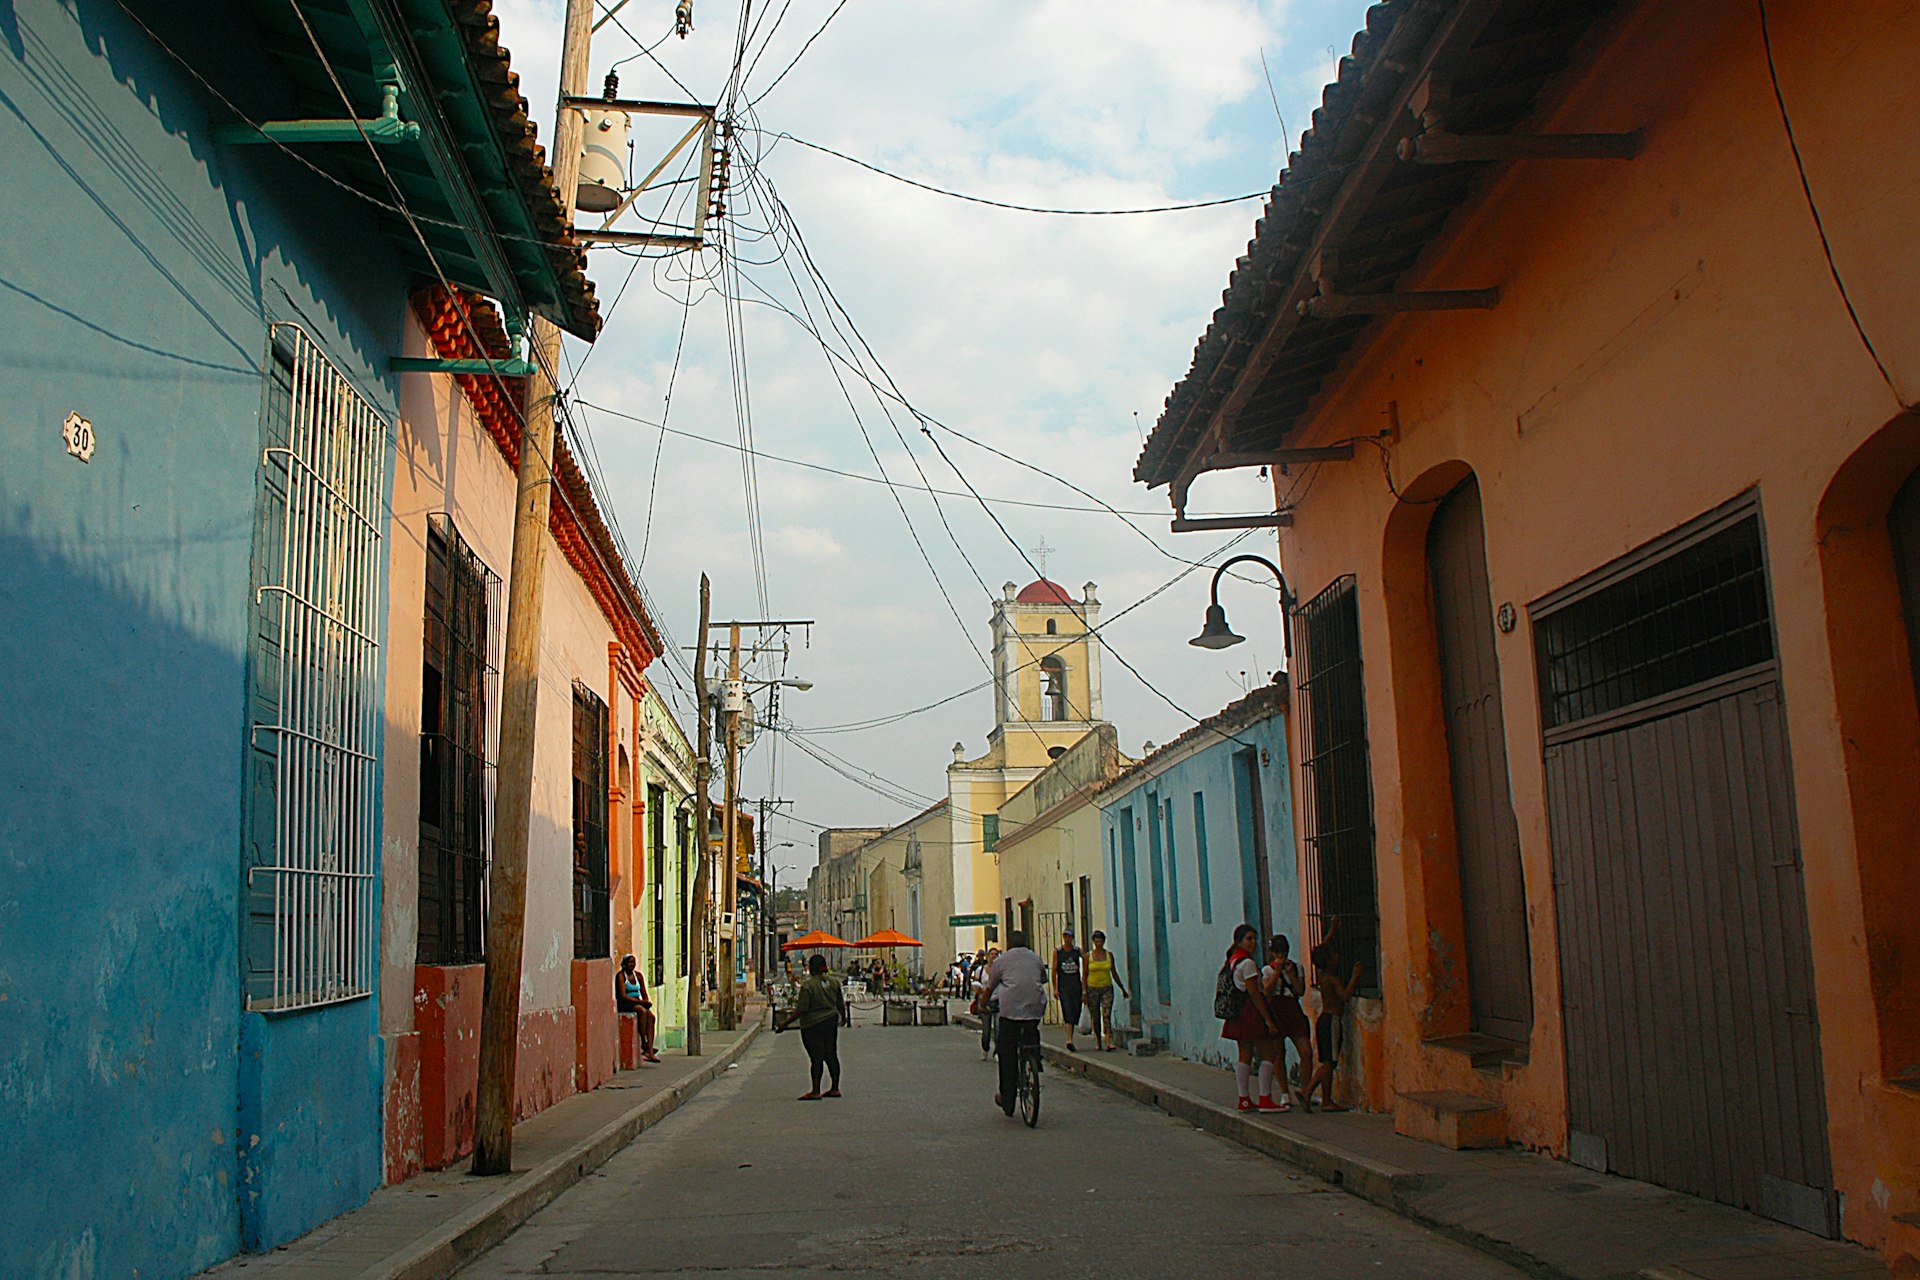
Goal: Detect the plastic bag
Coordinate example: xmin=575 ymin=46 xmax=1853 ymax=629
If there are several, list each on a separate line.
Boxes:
xmin=1077 ymin=1005 xmax=1093 ymax=1035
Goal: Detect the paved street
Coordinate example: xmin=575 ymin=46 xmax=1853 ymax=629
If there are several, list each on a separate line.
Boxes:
xmin=457 ymin=1012 xmax=1523 ymax=1279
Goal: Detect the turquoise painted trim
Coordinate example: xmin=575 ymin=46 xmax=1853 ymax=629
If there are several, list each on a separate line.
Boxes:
xmin=210 ymin=83 xmax=421 ymax=144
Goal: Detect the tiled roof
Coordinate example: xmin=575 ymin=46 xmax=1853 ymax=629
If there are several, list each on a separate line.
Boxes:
xmin=1100 ymin=682 xmax=1289 ymax=797
xmin=1136 ymin=0 xmax=1618 ymax=497
xmin=415 ymin=287 xmax=660 ymax=662
xmin=441 ymin=0 xmax=600 ymax=337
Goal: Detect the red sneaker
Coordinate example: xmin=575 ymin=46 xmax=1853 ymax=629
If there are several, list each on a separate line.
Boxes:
xmin=1257 ymin=1095 xmax=1285 ymax=1112
xmin=1237 ymin=1097 xmax=1256 ymax=1112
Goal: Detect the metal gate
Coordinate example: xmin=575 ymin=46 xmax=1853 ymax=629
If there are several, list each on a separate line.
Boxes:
xmin=1534 ymin=498 xmax=1835 ymax=1235
xmin=1428 ymin=477 xmax=1531 ymax=1042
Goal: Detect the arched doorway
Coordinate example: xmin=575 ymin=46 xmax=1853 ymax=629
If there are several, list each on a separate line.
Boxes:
xmin=1426 ymin=476 xmax=1531 ymax=1043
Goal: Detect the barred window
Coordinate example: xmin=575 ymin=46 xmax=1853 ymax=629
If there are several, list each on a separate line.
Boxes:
xmin=1292 ymin=576 xmax=1381 ymax=993
xmin=417 ymin=516 xmax=498 ymax=966
xmin=572 ymin=684 xmax=611 ymax=959
xmin=244 ymin=324 xmax=386 ymax=1012
xmin=648 ymin=781 xmax=667 ymax=986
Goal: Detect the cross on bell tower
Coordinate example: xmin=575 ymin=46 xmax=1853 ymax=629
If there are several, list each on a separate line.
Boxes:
xmin=1030 ymin=536 xmax=1055 ymax=579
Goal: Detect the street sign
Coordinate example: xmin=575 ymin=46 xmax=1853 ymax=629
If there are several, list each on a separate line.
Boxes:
xmin=948 ymin=913 xmax=998 ymax=927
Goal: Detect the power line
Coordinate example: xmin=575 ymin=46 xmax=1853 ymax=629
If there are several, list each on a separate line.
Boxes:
xmin=753 ymin=130 xmax=1272 ymax=215
xmin=745 ymin=0 xmax=851 ymax=107
xmin=568 ymin=397 xmax=1197 ymax=515
xmin=1756 ymin=0 xmax=1911 ymax=410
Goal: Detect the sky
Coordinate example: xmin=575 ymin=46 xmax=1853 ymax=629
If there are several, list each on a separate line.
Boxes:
xmin=492 ymin=0 xmax=1379 ymax=889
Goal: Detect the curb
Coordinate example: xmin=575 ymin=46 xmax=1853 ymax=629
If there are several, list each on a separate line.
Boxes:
xmin=371 ymin=1015 xmax=766 ymax=1280
xmin=1039 ymin=1043 xmax=1411 ymax=1207
xmin=1035 ymin=1042 xmax=1590 ymax=1280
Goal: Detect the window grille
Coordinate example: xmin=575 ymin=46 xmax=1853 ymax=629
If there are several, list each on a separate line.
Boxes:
xmin=417 ymin=515 xmax=499 ymax=966
xmin=572 ymin=683 xmax=611 ymax=959
xmin=244 ymin=324 xmax=386 ymax=1012
xmin=649 ymin=782 xmax=667 ymax=985
xmin=1292 ymin=576 xmax=1381 ymax=992
xmin=1535 ymin=513 xmax=1773 ymax=735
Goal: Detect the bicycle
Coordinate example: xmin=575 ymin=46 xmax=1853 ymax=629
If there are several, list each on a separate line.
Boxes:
xmin=1016 ymin=1036 xmax=1042 ymax=1127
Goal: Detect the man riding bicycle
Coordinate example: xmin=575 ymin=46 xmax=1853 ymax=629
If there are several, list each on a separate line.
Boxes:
xmin=980 ymin=930 xmax=1047 ymax=1116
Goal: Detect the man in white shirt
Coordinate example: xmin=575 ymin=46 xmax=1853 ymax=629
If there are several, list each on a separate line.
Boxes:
xmin=980 ymin=932 xmax=1048 ymax=1115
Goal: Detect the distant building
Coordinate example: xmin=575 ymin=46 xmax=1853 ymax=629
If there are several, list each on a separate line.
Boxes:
xmin=992 ymin=724 xmax=1130 ymax=992
xmin=947 ymin=578 xmax=1111 ymax=953
xmin=1099 ymin=687 xmax=1292 ymax=1066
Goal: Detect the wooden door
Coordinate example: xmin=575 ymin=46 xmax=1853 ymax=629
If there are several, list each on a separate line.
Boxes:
xmin=1428 ymin=477 xmax=1532 ymax=1042
xmin=1535 ymin=502 xmax=1834 ymax=1235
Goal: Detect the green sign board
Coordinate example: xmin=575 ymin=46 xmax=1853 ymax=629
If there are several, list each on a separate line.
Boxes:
xmin=948 ymin=913 xmax=998 ymax=927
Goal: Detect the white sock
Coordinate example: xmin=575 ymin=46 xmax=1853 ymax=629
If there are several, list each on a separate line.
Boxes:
xmin=1258 ymin=1061 xmax=1275 ymax=1099
xmin=1234 ymin=1062 xmax=1252 ymax=1098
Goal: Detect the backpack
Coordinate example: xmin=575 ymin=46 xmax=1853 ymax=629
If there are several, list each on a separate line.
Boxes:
xmin=1213 ymin=959 xmax=1246 ymax=1020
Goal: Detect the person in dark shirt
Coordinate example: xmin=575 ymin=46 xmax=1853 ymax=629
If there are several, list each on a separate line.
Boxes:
xmin=1053 ymin=928 xmax=1085 ymax=1053
xmin=780 ymin=954 xmax=848 ymax=1100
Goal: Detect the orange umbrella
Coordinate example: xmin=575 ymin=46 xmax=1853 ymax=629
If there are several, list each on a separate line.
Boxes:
xmin=781 ymin=929 xmax=852 ymax=952
xmin=851 ymin=928 xmax=923 ymax=948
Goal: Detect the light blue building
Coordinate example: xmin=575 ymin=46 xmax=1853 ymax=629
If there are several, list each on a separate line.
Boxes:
xmin=1103 ymin=684 xmax=1296 ymax=1068
xmin=0 ymin=2 xmax=595 ymax=1276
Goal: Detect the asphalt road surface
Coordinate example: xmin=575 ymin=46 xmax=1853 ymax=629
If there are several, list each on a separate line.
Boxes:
xmin=457 ymin=1009 xmax=1524 ymax=1279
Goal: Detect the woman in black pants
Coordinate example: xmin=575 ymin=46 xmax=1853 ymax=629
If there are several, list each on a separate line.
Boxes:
xmin=786 ymin=954 xmax=848 ymax=1099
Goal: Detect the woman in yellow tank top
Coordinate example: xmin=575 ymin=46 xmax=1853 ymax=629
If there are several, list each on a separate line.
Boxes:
xmin=1083 ymin=931 xmax=1130 ymax=1051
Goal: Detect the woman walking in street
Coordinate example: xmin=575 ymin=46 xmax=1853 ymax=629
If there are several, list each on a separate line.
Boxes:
xmin=1219 ymin=924 xmax=1286 ymax=1112
xmin=1083 ymin=930 xmax=1129 ymax=1051
xmin=783 ymin=954 xmax=847 ymax=1100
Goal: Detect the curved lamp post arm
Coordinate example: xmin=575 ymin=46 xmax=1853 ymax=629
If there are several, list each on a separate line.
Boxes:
xmin=1192 ymin=554 xmax=1294 ymax=659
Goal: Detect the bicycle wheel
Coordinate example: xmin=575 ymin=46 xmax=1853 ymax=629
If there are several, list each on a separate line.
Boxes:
xmin=1020 ymin=1049 xmax=1041 ymax=1127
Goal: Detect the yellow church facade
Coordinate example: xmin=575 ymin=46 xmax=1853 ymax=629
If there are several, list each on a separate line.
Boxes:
xmin=945 ymin=577 xmax=1108 ymax=954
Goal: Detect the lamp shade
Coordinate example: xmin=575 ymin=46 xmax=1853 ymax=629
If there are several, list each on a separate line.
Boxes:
xmin=1189 ymin=602 xmax=1245 ymax=649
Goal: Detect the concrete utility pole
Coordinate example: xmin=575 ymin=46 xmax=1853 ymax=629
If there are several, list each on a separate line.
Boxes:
xmin=473 ymin=0 xmax=593 ymax=1177
xmin=719 ymin=622 xmax=742 ymax=1030
xmin=685 ymin=576 xmax=713 ymax=1055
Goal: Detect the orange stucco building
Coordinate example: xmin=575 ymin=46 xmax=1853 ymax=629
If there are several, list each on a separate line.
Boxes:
xmin=1138 ymin=0 xmax=1917 ymax=1257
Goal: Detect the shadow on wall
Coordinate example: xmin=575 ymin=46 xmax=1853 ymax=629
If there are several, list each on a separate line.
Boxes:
xmin=0 ymin=529 xmax=248 ymax=1279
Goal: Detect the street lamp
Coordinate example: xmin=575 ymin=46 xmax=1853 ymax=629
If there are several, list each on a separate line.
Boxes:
xmin=1191 ymin=554 xmax=1295 ymax=659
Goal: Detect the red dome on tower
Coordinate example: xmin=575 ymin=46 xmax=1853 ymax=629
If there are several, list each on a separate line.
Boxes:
xmin=1015 ymin=578 xmax=1074 ymax=605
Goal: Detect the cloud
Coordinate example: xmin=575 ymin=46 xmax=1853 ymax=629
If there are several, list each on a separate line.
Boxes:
xmin=489 ymin=0 xmax=1376 ymax=871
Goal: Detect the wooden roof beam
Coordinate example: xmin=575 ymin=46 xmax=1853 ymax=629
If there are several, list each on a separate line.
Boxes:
xmin=1167 ymin=0 xmax=1505 ymax=506
xmin=1399 ymin=128 xmax=1644 ymax=163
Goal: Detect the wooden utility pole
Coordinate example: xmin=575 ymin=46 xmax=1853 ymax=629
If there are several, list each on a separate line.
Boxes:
xmin=719 ymin=623 xmax=742 ymax=1030
xmin=685 ymin=576 xmax=713 ymax=1055
xmin=472 ymin=0 xmax=594 ymax=1177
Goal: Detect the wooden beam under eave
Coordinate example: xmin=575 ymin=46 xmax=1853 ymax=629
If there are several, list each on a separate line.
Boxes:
xmin=1167 ymin=0 xmax=1506 ymax=503
xmin=1399 ymin=128 xmax=1645 ymax=164
xmin=1301 ymin=287 xmax=1499 ymax=318
xmin=1171 ymin=512 xmax=1295 ymax=533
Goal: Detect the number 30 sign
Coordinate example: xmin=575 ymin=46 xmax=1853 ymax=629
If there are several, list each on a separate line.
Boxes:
xmin=62 ymin=411 xmax=96 ymax=463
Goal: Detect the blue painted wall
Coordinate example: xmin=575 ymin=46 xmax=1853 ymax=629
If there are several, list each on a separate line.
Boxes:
xmin=1102 ymin=705 xmax=1296 ymax=1070
xmin=1 ymin=2 xmax=400 ymax=1274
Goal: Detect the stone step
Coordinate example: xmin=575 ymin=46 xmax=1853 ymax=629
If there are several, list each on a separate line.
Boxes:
xmin=1394 ymin=1088 xmax=1509 ymax=1150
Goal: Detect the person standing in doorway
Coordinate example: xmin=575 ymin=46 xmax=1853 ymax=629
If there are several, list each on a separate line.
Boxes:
xmin=1053 ymin=927 xmax=1085 ymax=1052
xmin=1219 ymin=924 xmax=1285 ymax=1112
xmin=981 ymin=931 xmax=1048 ymax=1116
xmin=786 ymin=954 xmax=847 ymax=1100
xmin=1083 ymin=930 xmax=1129 ymax=1051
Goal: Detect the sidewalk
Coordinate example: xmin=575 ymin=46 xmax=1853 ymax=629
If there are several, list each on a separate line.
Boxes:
xmin=964 ymin=1011 xmax=1883 ymax=1280
xmin=202 ymin=1004 xmax=766 ymax=1280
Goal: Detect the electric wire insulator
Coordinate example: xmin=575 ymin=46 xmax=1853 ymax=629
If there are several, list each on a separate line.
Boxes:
xmin=603 ymin=70 xmax=619 ymax=101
